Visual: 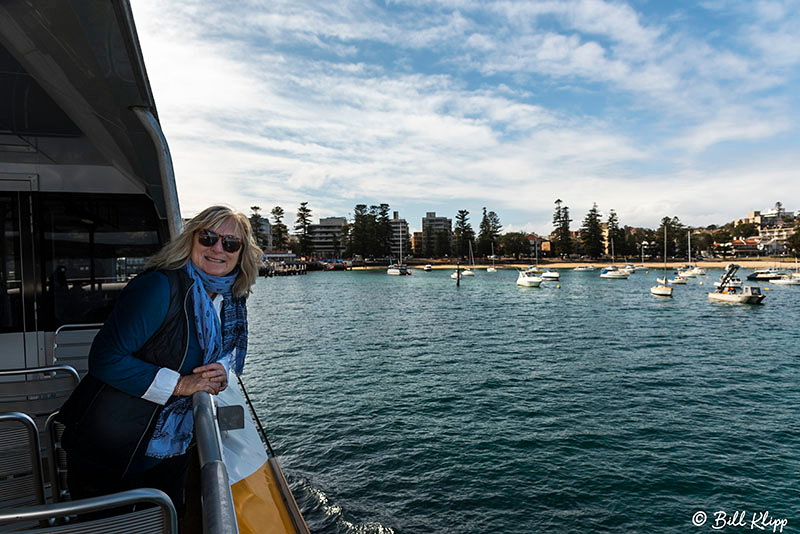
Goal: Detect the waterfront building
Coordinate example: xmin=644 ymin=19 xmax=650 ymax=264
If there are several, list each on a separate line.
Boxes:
xmin=308 ymin=217 xmax=347 ymax=258
xmin=526 ymin=234 xmax=548 ymax=257
xmin=389 ymin=211 xmax=410 ymax=259
xmin=759 ymin=238 xmax=786 ymax=256
xmin=734 ymin=207 xmax=795 ymax=228
xmin=411 ymin=232 xmax=424 ymax=255
xmin=421 ymin=211 xmax=453 ymax=255
xmin=758 ymin=223 xmax=794 ymax=243
xmin=255 ymin=218 xmax=273 ymax=250
xmin=730 ymin=238 xmax=759 ymax=256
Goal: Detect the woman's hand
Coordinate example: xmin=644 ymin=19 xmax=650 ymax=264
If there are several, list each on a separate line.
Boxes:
xmin=194 ymin=362 xmax=228 ymax=392
xmin=173 ymin=363 xmax=228 ymax=396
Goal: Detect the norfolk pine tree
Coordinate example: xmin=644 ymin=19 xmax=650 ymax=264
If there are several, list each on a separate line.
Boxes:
xmin=579 ymin=203 xmax=604 ymax=258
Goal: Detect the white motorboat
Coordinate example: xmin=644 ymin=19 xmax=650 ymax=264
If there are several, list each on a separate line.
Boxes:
xmin=622 ymin=264 xmax=637 ymax=274
xmin=423 ymin=264 xmax=432 ymax=271
xmin=714 ymin=277 xmax=742 ymax=288
xmin=746 ymin=266 xmax=786 ymax=280
xmin=601 ymin=239 xmax=628 ymax=278
xmin=771 ymin=274 xmax=800 ymax=285
xmin=667 ymin=274 xmax=688 ymax=285
xmin=708 ymin=285 xmax=766 ymax=304
xmin=600 ymin=266 xmax=629 ymax=279
xmin=387 ymin=264 xmax=410 ymax=276
xmin=541 ymin=270 xmax=560 ymax=281
xmin=651 ymin=226 xmax=673 ymax=297
xmin=709 ymin=264 xmax=765 ymax=304
xmin=450 ymin=267 xmax=475 ymax=279
xmin=574 ymin=265 xmax=596 ymax=272
xmin=516 ymin=270 xmax=543 ymax=287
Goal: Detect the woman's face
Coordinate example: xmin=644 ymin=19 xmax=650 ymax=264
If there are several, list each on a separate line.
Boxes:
xmin=191 ymin=218 xmax=243 ymax=277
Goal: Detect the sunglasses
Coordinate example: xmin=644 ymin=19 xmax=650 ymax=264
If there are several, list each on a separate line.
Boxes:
xmin=197 ymin=229 xmax=243 ymax=253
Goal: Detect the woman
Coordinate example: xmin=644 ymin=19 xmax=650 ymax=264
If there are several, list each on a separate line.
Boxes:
xmin=57 ymin=206 xmax=262 ymax=516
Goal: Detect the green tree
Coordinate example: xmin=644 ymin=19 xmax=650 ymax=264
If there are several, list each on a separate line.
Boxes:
xmin=552 ymin=199 xmax=572 ymax=257
xmin=606 ymin=210 xmax=625 ymax=258
xmin=732 ymin=222 xmax=759 ymax=238
xmin=579 ymin=203 xmax=603 ymax=258
xmin=376 ymin=204 xmax=391 ymax=257
xmin=294 ymin=202 xmax=313 ymax=257
xmin=500 ymin=232 xmax=530 ymax=259
xmin=270 ymin=206 xmax=289 ymax=250
xmin=453 ymin=210 xmax=475 ymax=258
xmin=349 ymin=204 xmax=370 ymax=257
xmin=476 ymin=208 xmax=503 ymax=256
xmin=694 ymin=231 xmax=714 ymax=257
xmin=655 ymin=216 xmax=685 ymax=258
xmin=249 ymin=206 xmax=265 ymax=249
xmin=785 ymin=225 xmax=800 ymax=255
xmin=671 ymin=217 xmax=686 ymax=258
xmin=366 ymin=205 xmax=381 ymax=258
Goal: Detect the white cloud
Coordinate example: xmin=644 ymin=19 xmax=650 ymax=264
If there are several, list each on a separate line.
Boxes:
xmin=132 ymin=0 xmax=800 ymax=233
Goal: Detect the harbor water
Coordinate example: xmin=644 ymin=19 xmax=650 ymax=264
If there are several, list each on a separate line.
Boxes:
xmin=242 ymin=268 xmax=800 ymax=533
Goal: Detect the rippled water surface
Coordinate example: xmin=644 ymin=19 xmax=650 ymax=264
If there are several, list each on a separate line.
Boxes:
xmin=242 ymin=268 xmax=800 ymax=533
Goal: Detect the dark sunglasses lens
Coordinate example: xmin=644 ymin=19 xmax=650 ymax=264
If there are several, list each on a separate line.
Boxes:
xmin=198 ymin=230 xmax=218 ymax=247
xmin=222 ymin=236 xmax=242 ymax=253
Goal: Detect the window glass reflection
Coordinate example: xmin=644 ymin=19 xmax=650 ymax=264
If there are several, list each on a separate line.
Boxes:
xmin=41 ymin=194 xmax=163 ymax=330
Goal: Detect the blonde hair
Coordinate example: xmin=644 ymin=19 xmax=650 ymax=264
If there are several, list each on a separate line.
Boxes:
xmin=146 ymin=206 xmax=261 ymax=297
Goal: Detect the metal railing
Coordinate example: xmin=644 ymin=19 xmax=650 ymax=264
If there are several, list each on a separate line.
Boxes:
xmin=192 ymin=392 xmax=238 ymax=534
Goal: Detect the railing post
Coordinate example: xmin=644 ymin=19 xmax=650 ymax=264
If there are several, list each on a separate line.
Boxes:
xmin=192 ymin=392 xmax=238 ymax=534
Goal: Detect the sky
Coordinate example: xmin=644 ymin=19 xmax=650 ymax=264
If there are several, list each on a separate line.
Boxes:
xmin=132 ymin=0 xmax=800 ymax=235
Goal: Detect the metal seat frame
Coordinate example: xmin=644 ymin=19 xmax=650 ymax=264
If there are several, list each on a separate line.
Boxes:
xmin=0 ymin=412 xmax=46 ymax=511
xmin=0 ymin=487 xmax=177 ymax=533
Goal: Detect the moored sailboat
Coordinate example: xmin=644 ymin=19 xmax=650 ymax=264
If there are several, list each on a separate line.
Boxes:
xmin=651 ymin=225 xmax=673 ymax=297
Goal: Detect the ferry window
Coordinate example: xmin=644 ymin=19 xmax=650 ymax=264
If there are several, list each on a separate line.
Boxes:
xmin=0 ymin=194 xmax=23 ymax=333
xmin=39 ymin=194 xmax=165 ymax=330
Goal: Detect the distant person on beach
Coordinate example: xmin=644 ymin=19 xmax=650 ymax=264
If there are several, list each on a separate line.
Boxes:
xmin=57 ymin=205 xmax=261 ymax=518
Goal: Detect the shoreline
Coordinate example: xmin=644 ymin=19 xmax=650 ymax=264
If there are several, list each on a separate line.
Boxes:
xmin=351 ymin=259 xmax=798 ymax=270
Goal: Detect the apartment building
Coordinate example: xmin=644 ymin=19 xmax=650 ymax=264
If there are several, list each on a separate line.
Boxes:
xmin=389 ymin=211 xmax=410 ymax=259
xmin=308 ymin=217 xmax=347 ymax=258
xmin=421 ymin=212 xmax=452 ymax=251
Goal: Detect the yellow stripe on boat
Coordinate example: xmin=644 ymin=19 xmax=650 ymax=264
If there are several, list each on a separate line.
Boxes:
xmin=232 ymin=461 xmax=296 ymax=534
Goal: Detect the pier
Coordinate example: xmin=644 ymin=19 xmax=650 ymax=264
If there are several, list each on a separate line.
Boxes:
xmin=260 ymin=262 xmax=308 ymax=277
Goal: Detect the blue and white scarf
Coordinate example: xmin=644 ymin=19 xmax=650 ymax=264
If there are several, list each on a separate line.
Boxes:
xmin=146 ymin=261 xmax=248 ymax=459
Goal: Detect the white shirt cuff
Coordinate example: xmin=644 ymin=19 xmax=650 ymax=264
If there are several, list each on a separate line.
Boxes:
xmin=142 ymin=367 xmax=181 ymax=405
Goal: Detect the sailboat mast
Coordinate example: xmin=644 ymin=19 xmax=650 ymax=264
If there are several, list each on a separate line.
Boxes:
xmin=664 ymin=225 xmax=667 ymax=279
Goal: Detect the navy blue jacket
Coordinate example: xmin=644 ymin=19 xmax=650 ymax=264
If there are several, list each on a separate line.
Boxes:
xmin=58 ymin=269 xmax=201 ymax=478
